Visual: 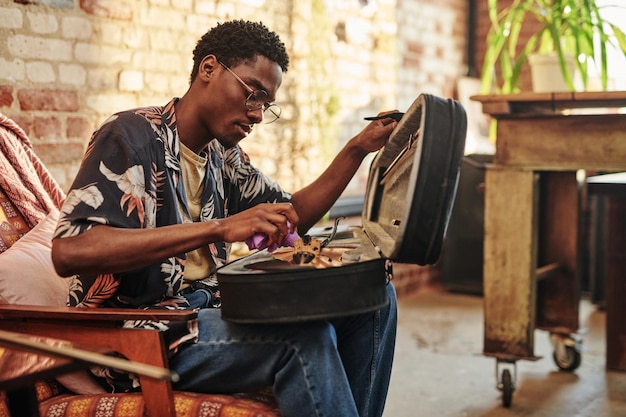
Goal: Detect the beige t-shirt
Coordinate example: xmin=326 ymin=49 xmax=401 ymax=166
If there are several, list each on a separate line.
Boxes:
xmin=180 ymin=143 xmax=215 ymax=286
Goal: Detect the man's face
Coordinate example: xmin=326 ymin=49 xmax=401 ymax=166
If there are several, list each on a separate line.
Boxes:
xmin=206 ymin=55 xmax=283 ymax=149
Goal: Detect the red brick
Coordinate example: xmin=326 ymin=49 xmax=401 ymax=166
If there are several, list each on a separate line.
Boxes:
xmin=80 ymin=0 xmax=133 ymax=21
xmin=406 ymin=41 xmax=424 ymax=56
xmin=402 ymin=56 xmax=422 ymax=70
xmin=18 ymin=89 xmax=80 ymax=112
xmin=33 ymin=141 xmax=86 ymax=165
xmin=0 ymin=85 xmax=13 ymax=107
xmin=0 ymin=85 xmax=13 ymax=108
xmin=66 ymin=116 xmax=93 ymax=139
xmin=5 ymin=113 xmax=33 ymax=136
xmin=33 ymin=116 xmax=63 ymax=140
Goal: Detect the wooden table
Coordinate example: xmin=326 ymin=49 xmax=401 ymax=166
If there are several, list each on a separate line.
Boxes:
xmin=470 ymin=91 xmax=626 ymax=374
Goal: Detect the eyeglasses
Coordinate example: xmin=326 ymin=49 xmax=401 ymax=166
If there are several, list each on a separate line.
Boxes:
xmin=219 ymin=62 xmax=281 ymax=124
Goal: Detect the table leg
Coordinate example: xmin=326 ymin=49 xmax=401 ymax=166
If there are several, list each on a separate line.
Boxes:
xmin=483 ymin=168 xmax=539 ymax=359
xmin=535 ymin=172 xmax=580 ymax=333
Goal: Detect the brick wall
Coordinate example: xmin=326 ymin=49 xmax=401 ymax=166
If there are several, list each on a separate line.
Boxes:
xmin=1 ymin=0 xmax=469 ymax=295
xmin=1 ymin=0 xmax=468 ymax=192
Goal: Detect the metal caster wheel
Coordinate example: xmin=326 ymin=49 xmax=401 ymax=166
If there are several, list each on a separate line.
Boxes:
xmin=496 ymin=360 xmax=516 ymax=408
xmin=550 ymin=333 xmax=582 ymax=372
xmin=501 ymin=369 xmax=514 ymax=407
xmin=553 ymin=344 xmax=582 ymax=371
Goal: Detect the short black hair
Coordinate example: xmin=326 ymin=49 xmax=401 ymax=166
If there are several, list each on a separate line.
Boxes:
xmin=190 ymin=20 xmax=289 ymax=83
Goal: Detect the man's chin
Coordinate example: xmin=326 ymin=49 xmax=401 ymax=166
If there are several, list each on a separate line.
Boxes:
xmin=215 ymin=136 xmax=243 ymax=149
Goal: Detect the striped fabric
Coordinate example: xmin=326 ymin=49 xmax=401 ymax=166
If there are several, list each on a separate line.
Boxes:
xmin=0 ymin=113 xmax=65 ymax=230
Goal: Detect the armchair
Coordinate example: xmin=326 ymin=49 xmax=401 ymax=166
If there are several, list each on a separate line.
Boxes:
xmin=0 ymin=305 xmax=194 ymax=416
xmin=0 ymin=112 xmax=279 ymax=416
xmin=0 ymin=306 xmax=280 ymax=416
xmin=0 ymin=323 xmax=176 ymax=417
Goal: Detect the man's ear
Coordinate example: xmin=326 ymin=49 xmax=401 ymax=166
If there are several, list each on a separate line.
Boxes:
xmin=199 ymin=55 xmax=218 ymax=81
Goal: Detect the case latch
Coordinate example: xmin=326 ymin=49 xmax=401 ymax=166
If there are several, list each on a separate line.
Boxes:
xmin=385 ymin=259 xmax=393 ymax=282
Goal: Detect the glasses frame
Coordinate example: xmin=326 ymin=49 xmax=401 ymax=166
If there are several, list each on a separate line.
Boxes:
xmin=219 ymin=62 xmax=281 ymax=124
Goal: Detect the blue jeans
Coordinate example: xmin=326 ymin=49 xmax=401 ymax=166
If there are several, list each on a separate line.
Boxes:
xmin=170 ymin=283 xmax=397 ymax=417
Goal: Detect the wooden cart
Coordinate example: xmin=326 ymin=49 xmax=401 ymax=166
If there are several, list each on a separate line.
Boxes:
xmin=471 ymin=91 xmax=626 ymax=407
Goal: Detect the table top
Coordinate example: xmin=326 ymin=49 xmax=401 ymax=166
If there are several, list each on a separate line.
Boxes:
xmin=470 ymin=91 xmax=626 ymax=116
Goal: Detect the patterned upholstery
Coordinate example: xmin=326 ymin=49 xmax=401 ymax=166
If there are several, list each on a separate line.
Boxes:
xmin=0 ymin=112 xmax=281 ymax=417
xmin=0 ymin=189 xmax=30 ymax=252
xmin=0 ymin=380 xmax=280 ymax=417
xmin=38 ymin=390 xmax=279 ymax=417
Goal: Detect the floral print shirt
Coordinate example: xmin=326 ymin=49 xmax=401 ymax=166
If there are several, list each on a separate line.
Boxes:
xmin=54 ymin=98 xmax=291 ymax=390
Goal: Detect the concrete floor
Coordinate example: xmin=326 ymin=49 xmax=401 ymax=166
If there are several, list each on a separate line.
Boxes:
xmin=383 ymin=286 xmax=626 ymax=417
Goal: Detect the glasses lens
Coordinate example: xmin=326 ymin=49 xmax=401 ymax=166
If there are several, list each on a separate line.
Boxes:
xmin=263 ymin=104 xmax=281 ymax=124
xmin=246 ymin=90 xmax=269 ymax=110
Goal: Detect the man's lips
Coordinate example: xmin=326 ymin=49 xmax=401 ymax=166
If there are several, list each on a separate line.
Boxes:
xmin=237 ymin=122 xmax=253 ymax=135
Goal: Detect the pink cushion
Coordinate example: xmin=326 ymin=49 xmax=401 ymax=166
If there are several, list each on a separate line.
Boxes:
xmin=0 ymin=209 xmax=107 ymax=394
xmin=0 ymin=209 xmax=68 ymax=305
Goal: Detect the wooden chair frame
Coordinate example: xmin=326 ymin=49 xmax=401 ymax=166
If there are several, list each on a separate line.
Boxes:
xmin=0 ymin=304 xmax=197 ymax=417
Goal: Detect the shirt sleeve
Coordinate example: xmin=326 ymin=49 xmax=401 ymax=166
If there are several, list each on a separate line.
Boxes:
xmin=54 ymin=114 xmax=157 ymax=239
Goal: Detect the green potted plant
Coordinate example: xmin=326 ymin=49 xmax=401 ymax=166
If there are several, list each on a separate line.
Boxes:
xmin=480 ymin=0 xmax=626 ymax=94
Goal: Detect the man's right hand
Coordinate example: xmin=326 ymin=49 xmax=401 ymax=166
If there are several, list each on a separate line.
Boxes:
xmin=215 ymin=202 xmax=299 ymax=247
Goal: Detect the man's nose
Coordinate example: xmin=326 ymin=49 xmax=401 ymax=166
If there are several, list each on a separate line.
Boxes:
xmin=247 ymin=107 xmax=263 ymax=124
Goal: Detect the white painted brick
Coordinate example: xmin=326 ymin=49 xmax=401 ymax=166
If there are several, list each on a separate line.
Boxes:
xmin=26 ymin=61 xmax=56 ymax=83
xmin=86 ymin=93 xmax=139 ymax=115
xmin=215 ymin=2 xmax=236 ymax=18
xmin=7 ymin=35 xmax=72 ymax=61
xmin=94 ymin=21 xmax=123 ymax=46
xmin=186 ymin=14 xmax=216 ymax=35
xmin=0 ymin=57 xmax=25 ymax=82
xmin=148 ymin=29 xmax=181 ymax=51
xmin=62 ymin=16 xmax=92 ymax=40
xmin=73 ymin=42 xmax=100 ymax=63
xmin=118 ymin=70 xmax=144 ymax=92
xmin=170 ymin=76 xmax=190 ymax=94
xmin=144 ymin=71 xmax=170 ymax=93
xmin=88 ymin=68 xmax=118 ymax=90
xmin=139 ymin=7 xmax=185 ymax=28
xmin=172 ymin=0 xmax=193 ymax=10
xmin=122 ymin=27 xmax=147 ymax=49
xmin=0 ymin=7 xmax=22 ymax=29
xmin=27 ymin=12 xmax=58 ymax=34
xmin=195 ymin=1 xmax=215 ymax=15
xmin=59 ymin=63 xmax=87 ymax=86
xmin=75 ymin=43 xmax=132 ymax=64
xmin=132 ymin=50 xmax=182 ymax=72
xmin=144 ymin=92 xmax=182 ymax=108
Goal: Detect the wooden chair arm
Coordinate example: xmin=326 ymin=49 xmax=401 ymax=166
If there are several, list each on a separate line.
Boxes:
xmin=0 ymin=305 xmax=196 ymax=417
xmin=0 ymin=304 xmax=197 ymax=327
xmin=0 ymin=329 xmax=177 ymax=387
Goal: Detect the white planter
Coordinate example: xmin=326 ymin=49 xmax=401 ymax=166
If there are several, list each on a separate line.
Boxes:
xmin=529 ymin=53 xmax=576 ymax=92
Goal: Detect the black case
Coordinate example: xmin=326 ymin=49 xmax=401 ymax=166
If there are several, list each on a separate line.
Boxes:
xmin=217 ymin=93 xmax=467 ymax=323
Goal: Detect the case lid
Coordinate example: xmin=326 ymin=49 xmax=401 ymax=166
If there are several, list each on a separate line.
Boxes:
xmin=361 ymin=93 xmax=467 ymax=265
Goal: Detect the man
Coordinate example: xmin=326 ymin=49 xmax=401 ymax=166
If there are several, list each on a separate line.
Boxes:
xmin=52 ymin=19 xmax=398 ymax=417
